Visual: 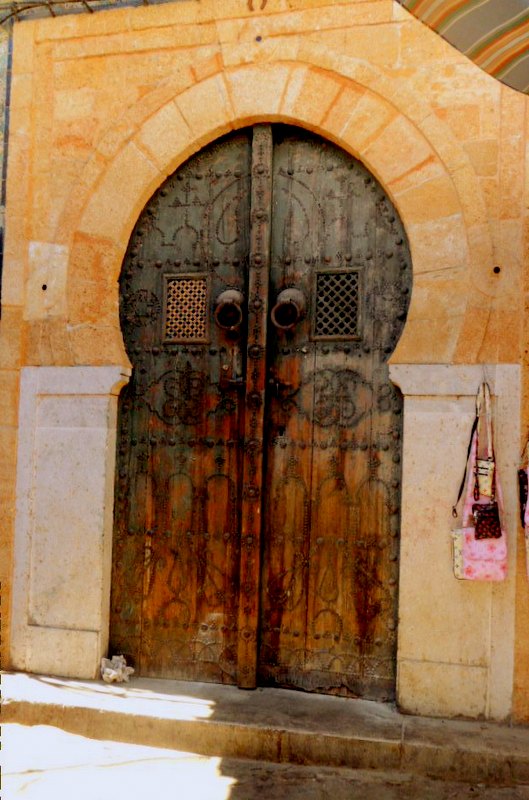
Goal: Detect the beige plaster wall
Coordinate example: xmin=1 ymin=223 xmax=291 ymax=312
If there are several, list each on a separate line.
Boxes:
xmin=391 ymin=364 xmax=521 ymax=720
xmin=2 ymin=0 xmax=529 ymax=717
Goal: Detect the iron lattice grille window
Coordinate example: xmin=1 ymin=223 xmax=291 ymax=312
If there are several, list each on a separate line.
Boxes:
xmin=164 ymin=274 xmax=208 ymax=342
xmin=313 ymin=269 xmax=361 ymax=340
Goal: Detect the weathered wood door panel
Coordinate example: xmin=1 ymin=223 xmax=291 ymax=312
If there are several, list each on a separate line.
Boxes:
xmin=259 ymin=129 xmax=409 ymax=698
xmin=111 ymin=130 xmax=252 ymax=683
xmin=110 ymin=125 xmax=411 ymax=699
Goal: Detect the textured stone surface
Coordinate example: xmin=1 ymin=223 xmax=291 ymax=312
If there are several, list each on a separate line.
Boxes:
xmin=6 ymin=723 xmax=529 ymax=800
xmin=5 ymin=1 xmax=517 ymax=367
xmin=10 ymin=367 xmax=130 ymax=678
xmin=4 ymin=674 xmax=529 ymax=788
xmin=1 ymin=0 xmax=529 ymax=721
xmin=391 ymin=365 xmax=520 ymax=719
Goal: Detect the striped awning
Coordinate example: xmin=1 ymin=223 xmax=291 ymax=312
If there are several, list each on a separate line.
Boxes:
xmin=398 ymin=0 xmax=529 ymax=93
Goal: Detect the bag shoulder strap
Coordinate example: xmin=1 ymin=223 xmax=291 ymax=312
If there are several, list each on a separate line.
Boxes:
xmin=477 ymin=382 xmax=494 ymax=460
xmin=452 ymin=413 xmax=478 ymax=518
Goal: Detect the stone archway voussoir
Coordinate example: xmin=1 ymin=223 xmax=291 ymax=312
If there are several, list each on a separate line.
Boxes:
xmin=70 ymin=52 xmax=492 ymax=366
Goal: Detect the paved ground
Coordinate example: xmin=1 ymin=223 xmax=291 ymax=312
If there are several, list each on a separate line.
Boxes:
xmin=5 ymin=672 xmax=529 ymax=786
xmin=4 ymin=672 xmax=529 ymax=797
xmin=4 ymin=723 xmax=529 ymax=800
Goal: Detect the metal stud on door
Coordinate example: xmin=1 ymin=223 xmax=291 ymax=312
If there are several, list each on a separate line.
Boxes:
xmin=259 ymin=129 xmax=410 ymax=700
xmin=111 ymin=125 xmax=411 ymax=699
xmin=111 ymin=131 xmax=253 ymax=683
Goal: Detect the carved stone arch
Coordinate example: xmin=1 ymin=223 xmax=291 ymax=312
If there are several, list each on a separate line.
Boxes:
xmin=65 ymin=56 xmax=493 ymax=367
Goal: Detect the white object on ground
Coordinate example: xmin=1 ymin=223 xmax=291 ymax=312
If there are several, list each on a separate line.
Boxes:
xmin=100 ymin=654 xmax=134 ymax=683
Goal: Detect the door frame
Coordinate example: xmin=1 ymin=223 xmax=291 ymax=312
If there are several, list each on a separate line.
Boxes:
xmin=109 ymin=124 xmax=410 ymax=696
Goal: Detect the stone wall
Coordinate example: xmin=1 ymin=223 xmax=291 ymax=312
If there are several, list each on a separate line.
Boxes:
xmin=0 ymin=23 xmax=11 ymax=673
xmin=2 ymin=0 xmax=529 ymax=720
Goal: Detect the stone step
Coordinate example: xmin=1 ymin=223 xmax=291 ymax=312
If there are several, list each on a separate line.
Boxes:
xmin=6 ymin=723 xmax=529 ymax=800
xmin=3 ymin=672 xmax=529 ymax=785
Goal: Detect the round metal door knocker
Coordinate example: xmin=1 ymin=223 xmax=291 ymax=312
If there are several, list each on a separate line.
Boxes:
xmin=271 ymin=288 xmax=306 ymax=331
xmin=214 ymin=289 xmax=245 ymax=331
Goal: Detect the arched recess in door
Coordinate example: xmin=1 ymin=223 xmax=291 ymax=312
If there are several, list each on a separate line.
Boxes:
xmin=110 ymin=124 xmax=412 ymax=701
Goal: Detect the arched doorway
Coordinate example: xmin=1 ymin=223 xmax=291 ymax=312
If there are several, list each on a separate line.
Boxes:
xmin=110 ymin=124 xmax=411 ymax=701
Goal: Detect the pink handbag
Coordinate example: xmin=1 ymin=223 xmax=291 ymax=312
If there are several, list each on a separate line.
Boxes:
xmin=452 ymin=384 xmax=507 ymax=582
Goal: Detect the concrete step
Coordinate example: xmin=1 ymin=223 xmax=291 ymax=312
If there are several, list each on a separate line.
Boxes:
xmin=5 ymin=722 xmax=529 ymax=800
xmin=3 ymin=672 xmax=529 ymax=786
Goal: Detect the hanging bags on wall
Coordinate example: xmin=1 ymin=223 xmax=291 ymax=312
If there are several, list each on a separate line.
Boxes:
xmin=523 ymin=465 xmax=529 ymax=578
xmin=518 ymin=448 xmax=529 ymax=579
xmin=451 ymin=383 xmax=507 ymax=582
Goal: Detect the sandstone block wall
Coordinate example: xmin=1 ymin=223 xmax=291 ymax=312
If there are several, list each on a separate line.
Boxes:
xmin=2 ymin=0 xmax=529 ymax=719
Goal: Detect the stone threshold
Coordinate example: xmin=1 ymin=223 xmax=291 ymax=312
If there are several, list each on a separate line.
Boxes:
xmin=2 ymin=671 xmax=529 ymax=785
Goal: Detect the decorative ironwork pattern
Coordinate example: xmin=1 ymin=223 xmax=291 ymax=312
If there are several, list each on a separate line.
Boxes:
xmin=112 ymin=125 xmax=411 ymax=701
xmin=164 ymin=276 xmax=207 ymax=342
xmin=314 ymin=271 xmax=360 ymax=340
xmin=236 ymin=125 xmax=273 ymax=687
xmin=259 ymin=127 xmax=411 ymax=701
xmin=111 ymin=130 xmax=251 ymax=683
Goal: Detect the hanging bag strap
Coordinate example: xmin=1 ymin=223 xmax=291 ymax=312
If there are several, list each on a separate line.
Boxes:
xmin=452 ymin=412 xmax=479 ymax=518
xmin=474 ymin=382 xmax=496 ymax=501
xmin=485 ymin=383 xmax=496 ymax=501
xmin=453 ymin=382 xmax=493 ymax=518
xmin=476 ymin=382 xmax=494 ymax=460
xmin=483 ymin=382 xmax=493 ymax=461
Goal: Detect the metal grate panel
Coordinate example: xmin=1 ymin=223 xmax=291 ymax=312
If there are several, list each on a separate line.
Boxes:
xmin=314 ymin=270 xmax=360 ymax=340
xmin=164 ymin=276 xmax=208 ymax=341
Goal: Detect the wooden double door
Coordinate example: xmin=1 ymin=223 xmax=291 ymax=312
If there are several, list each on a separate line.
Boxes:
xmin=110 ymin=125 xmax=411 ymax=700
